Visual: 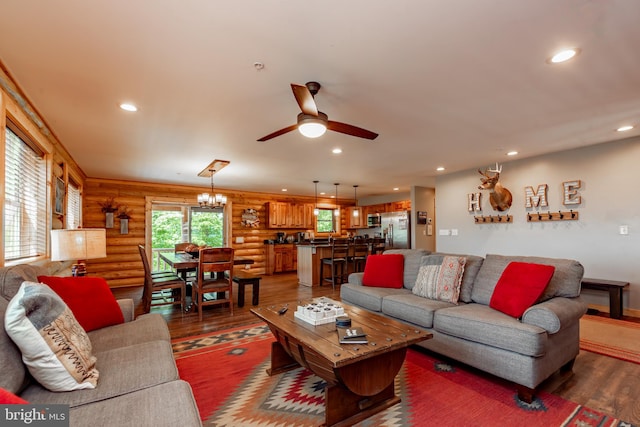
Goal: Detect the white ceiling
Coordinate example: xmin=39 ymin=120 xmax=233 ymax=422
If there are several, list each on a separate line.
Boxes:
xmin=1 ymin=0 xmax=639 ymax=198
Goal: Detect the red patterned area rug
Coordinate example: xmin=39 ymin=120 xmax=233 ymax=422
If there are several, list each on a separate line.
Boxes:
xmin=172 ymin=324 xmax=630 ymax=427
xmin=580 ymin=314 xmax=640 ymax=364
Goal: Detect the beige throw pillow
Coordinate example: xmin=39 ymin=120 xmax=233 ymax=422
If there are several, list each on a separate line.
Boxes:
xmin=413 ymin=255 xmax=466 ymax=304
xmin=4 ymin=282 xmax=99 ymax=391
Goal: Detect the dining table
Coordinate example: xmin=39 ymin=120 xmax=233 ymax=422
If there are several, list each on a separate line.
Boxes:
xmin=159 ymin=251 xmax=254 ymax=271
xmin=159 ymin=251 xmax=255 ymax=312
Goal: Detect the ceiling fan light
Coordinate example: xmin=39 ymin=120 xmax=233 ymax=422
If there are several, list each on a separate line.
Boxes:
xmin=298 ymin=121 xmax=327 ymax=138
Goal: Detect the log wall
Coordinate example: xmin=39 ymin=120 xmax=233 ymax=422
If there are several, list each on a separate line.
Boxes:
xmin=83 ymin=178 xmax=350 ymax=288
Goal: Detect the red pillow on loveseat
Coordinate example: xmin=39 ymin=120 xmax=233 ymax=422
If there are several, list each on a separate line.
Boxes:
xmin=362 ymin=254 xmax=404 ymax=288
xmin=489 ymin=262 xmax=555 ymax=318
xmin=0 ymin=387 xmax=28 ymax=404
xmin=37 ymin=276 xmax=125 ymax=332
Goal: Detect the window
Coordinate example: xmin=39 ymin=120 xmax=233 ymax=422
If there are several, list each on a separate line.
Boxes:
xmin=4 ymin=122 xmax=47 ymax=261
xmin=316 ymin=208 xmax=336 ymax=233
xmin=67 ymin=179 xmax=81 ymax=229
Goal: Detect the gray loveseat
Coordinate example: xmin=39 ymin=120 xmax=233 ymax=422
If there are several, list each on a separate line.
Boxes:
xmin=340 ymin=249 xmax=588 ymax=402
xmin=1 ymin=264 xmax=201 ymax=427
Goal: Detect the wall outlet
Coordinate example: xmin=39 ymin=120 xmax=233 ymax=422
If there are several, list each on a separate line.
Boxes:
xmin=236 ymin=236 xmax=245 ymax=244
xmin=451 ymin=229 xmax=459 ymax=236
xmin=619 ymin=225 xmax=629 ymax=235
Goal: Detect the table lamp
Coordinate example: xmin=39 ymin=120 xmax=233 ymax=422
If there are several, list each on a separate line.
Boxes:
xmin=50 ymin=229 xmax=107 ymax=276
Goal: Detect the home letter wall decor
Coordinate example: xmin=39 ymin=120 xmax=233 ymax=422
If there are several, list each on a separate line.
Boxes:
xmin=524 ymin=184 xmax=548 ymax=208
xmin=563 ymin=180 xmax=582 ymax=205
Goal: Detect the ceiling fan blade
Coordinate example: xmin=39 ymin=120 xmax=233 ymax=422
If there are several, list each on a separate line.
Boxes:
xmin=291 ymin=84 xmax=318 ymax=116
xmin=327 ymin=121 xmax=379 ymax=140
xmin=257 ymin=124 xmax=298 ymax=142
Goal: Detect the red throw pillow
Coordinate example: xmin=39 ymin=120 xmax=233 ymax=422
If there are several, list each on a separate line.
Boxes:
xmin=37 ymin=276 xmax=125 ymax=332
xmin=0 ymin=387 xmax=28 ymax=404
xmin=362 ymin=254 xmax=404 ymax=288
xmin=489 ymin=262 xmax=555 ymax=318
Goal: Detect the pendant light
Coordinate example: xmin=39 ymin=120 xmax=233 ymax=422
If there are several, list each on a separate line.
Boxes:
xmin=334 ymin=183 xmax=340 ymax=217
xmin=353 ymin=185 xmax=359 ymax=217
xmin=197 ymin=168 xmax=227 ymax=208
xmin=313 ymin=180 xmax=319 ymax=216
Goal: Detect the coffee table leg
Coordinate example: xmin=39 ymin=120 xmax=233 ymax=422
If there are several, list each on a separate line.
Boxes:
xmin=324 ymin=382 xmax=398 ymax=427
xmin=266 ymin=341 xmax=299 ymax=376
xmin=237 ymin=283 xmax=245 ymax=308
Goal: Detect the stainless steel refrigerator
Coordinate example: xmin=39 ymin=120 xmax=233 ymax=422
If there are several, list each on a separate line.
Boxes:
xmin=381 ymin=211 xmax=411 ymax=249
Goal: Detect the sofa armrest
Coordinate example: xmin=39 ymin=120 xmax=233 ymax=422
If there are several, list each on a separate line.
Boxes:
xmin=348 ymin=272 xmax=365 ymax=286
xmin=117 ymin=298 xmax=135 ymax=322
xmin=521 ymin=297 xmax=588 ymax=334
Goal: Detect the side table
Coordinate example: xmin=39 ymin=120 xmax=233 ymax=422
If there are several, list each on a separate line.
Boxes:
xmin=581 ymin=278 xmax=630 ymax=319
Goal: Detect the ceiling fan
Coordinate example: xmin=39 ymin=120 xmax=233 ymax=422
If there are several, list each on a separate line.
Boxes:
xmin=257 ymin=81 xmax=378 ymax=142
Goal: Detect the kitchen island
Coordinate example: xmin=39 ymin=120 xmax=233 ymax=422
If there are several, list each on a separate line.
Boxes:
xmin=296 ymin=243 xmax=333 ymax=287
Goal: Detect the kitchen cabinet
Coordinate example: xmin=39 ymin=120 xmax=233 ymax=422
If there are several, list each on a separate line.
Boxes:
xmin=267 ymin=202 xmax=315 ymax=229
xmin=265 ymin=244 xmax=297 ymax=274
xmin=267 ymin=202 xmax=289 ymax=228
xmin=345 ymin=207 xmax=366 ymax=229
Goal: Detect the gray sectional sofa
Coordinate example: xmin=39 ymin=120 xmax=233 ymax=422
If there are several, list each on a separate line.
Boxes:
xmin=1 ymin=264 xmax=201 ymax=427
xmin=340 ymin=249 xmax=588 ymax=402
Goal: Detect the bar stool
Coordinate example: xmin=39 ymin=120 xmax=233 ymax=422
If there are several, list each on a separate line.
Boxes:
xmin=371 ymin=237 xmax=386 ymax=255
xmin=351 ymin=241 xmax=369 ymax=273
xmin=319 ymin=240 xmax=350 ymax=290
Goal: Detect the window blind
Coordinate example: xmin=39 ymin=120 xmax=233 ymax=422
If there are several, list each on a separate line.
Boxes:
xmin=67 ymin=180 xmax=81 ymax=229
xmin=4 ymin=125 xmax=47 ymax=261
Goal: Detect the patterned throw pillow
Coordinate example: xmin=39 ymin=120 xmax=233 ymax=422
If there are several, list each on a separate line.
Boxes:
xmin=413 ymin=256 xmax=466 ymax=303
xmin=4 ymin=282 xmax=99 ymax=391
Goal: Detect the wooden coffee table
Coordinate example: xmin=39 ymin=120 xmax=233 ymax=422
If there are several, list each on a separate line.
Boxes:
xmin=251 ymin=300 xmax=432 ymax=427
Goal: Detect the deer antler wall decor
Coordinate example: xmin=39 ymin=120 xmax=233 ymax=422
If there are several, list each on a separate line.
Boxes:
xmin=478 ymin=163 xmax=513 ymax=212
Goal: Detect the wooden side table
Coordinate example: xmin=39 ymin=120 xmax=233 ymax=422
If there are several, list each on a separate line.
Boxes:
xmin=233 ymin=271 xmax=261 ymax=307
xmin=581 ymin=278 xmax=630 ymax=319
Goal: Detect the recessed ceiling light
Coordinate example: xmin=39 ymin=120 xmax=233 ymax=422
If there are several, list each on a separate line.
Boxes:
xmin=547 ymin=48 xmax=581 ymax=64
xmin=393 ymin=187 xmax=399 ymax=191
xmin=332 ymin=148 xmax=342 ymax=154
xmin=281 ymin=188 xmax=287 ymax=192
xmin=320 ymin=192 xmax=326 ymax=195
xmin=616 ymin=125 xmax=634 ymax=132
xmin=436 ymin=167 xmax=445 ymax=171
xmin=119 ymin=103 xmax=138 ymax=112
xmin=507 ymin=151 xmax=519 ymax=156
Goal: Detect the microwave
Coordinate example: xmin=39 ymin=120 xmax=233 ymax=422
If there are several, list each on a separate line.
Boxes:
xmin=367 ymin=214 xmax=381 ymax=227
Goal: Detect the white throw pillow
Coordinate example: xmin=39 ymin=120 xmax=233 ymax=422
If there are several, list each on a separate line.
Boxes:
xmin=4 ymin=281 xmax=99 ymax=391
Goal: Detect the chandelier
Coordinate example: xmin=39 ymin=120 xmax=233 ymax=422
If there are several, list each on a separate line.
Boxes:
xmin=198 ymin=168 xmax=227 ymax=208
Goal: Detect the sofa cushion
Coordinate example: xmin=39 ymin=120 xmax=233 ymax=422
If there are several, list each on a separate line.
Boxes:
xmin=382 ymin=292 xmax=455 ymax=329
xmin=20 ymin=340 xmax=179 ymax=407
xmin=471 ymin=254 xmax=584 ymax=305
xmin=38 ymin=276 xmax=125 ymax=332
xmin=5 ymin=282 xmax=99 ymax=391
xmin=0 ymin=387 xmax=28 ymax=404
xmin=362 ymin=254 xmax=404 ymax=288
xmin=340 ymin=283 xmax=405 ymax=312
xmin=489 ymin=262 xmax=555 ymax=318
xmin=413 ymin=256 xmax=466 ymax=303
xmin=0 ymin=264 xmax=46 ymax=300
xmin=384 ymin=249 xmax=430 ymax=289
xmin=433 ymin=303 xmax=548 ymax=357
xmin=68 ymin=380 xmax=201 ymax=427
xmin=423 ymin=253 xmax=484 ymax=303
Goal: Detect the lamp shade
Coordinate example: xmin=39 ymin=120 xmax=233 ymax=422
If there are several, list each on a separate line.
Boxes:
xmin=50 ymin=229 xmax=107 ymax=261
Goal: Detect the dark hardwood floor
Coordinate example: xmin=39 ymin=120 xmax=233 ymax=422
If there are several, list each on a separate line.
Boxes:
xmin=112 ymin=273 xmax=640 ymax=424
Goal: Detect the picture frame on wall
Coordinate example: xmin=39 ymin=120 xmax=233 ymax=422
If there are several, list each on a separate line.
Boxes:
xmin=54 ymin=177 xmax=65 ymax=215
xmin=417 ymin=211 xmax=428 ymax=225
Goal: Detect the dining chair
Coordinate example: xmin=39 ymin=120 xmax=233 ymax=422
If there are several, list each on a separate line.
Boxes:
xmin=319 ymin=239 xmax=350 ymax=290
xmin=138 ymin=245 xmax=186 ymax=313
xmin=174 ymin=242 xmax=198 ymax=280
xmin=192 ymin=247 xmax=235 ymax=321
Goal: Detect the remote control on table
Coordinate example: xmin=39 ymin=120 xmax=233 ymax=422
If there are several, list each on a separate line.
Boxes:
xmin=278 ymin=307 xmax=288 ymax=315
